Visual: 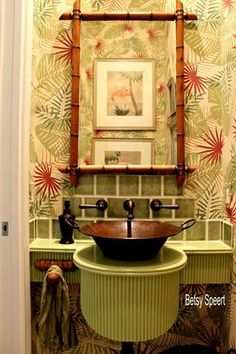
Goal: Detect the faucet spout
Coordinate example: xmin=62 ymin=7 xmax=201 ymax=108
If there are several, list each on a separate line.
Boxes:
xmin=123 ymin=199 xmax=135 ymax=220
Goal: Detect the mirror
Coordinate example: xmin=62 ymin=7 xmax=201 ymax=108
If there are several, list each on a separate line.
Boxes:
xmin=57 ymin=0 xmax=197 ymax=186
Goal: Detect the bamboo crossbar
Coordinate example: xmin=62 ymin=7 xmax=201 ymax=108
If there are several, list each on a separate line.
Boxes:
xmin=59 ymin=0 xmax=197 ymax=186
xmin=56 ymin=163 xmax=196 ymax=175
xmin=59 ymin=12 xmax=197 ymax=22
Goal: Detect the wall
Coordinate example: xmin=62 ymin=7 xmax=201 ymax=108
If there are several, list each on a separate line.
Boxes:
xmin=30 ymin=0 xmax=236 ymax=352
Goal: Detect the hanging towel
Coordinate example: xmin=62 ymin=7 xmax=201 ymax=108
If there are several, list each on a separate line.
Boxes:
xmin=38 ymin=265 xmax=77 ymax=353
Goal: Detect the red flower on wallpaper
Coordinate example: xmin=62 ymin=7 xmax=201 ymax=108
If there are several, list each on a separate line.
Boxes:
xmin=147 ymin=24 xmax=159 ymax=40
xmin=34 ymin=162 xmax=62 ymax=197
xmin=197 ymin=128 xmax=224 ymax=164
xmin=157 ymin=82 xmax=166 ymax=97
xmin=184 ymin=63 xmax=207 ymax=96
xmin=95 ymin=39 xmax=106 ymax=52
xmin=223 ymin=0 xmax=234 ymax=10
xmin=122 ymin=21 xmax=135 ymax=32
xmin=53 ymin=30 xmax=73 ymax=65
xmin=85 ymin=66 xmax=94 ymax=81
xmin=225 ymin=196 xmax=236 ymax=225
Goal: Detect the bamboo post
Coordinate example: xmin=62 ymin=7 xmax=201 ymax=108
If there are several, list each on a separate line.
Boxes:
xmin=176 ymin=0 xmax=185 ymax=186
xmin=70 ymin=0 xmax=81 ymax=185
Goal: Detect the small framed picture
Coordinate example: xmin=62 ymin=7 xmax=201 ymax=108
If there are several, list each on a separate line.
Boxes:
xmin=94 ymin=59 xmax=156 ymax=130
xmin=92 ymin=138 xmax=154 ymax=165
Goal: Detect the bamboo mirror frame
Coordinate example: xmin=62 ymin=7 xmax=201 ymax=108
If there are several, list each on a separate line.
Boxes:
xmin=58 ymin=0 xmax=197 ymax=186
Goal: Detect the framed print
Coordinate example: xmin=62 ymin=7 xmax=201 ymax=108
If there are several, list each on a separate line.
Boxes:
xmin=94 ymin=59 xmax=156 ymax=130
xmin=92 ymin=138 xmax=154 ymax=165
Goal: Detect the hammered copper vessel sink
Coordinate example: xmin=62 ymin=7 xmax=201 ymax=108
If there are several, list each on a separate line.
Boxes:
xmin=80 ymin=219 xmax=196 ymax=261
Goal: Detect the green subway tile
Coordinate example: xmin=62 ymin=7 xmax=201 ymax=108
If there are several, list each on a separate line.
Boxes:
xmin=141 ymin=176 xmax=161 ymax=196
xmin=96 ymin=175 xmax=116 ymax=195
xmin=52 ymin=219 xmax=61 ymax=239
xmin=107 ymin=198 xmax=126 ymax=218
xmin=29 ymin=219 xmax=35 ymax=242
xmin=152 ymin=198 xmax=173 ymax=219
xmin=119 ymin=176 xmax=139 ymax=196
xmin=175 ymin=198 xmax=195 ymax=218
xmin=62 ymin=197 xmax=82 ymax=217
xmin=75 ymin=175 xmax=94 ymax=195
xmin=84 ymin=197 xmax=107 ymax=217
xmin=208 ymin=221 xmax=221 ymax=240
xmin=37 ymin=218 xmax=49 ymax=238
xmin=132 ymin=198 xmax=150 ymax=219
xmin=224 ymin=222 xmax=232 ymax=246
xmin=163 ymin=176 xmax=183 ymax=196
xmin=166 ymin=220 xmax=184 ymax=241
xmin=186 ymin=220 xmax=206 ymax=240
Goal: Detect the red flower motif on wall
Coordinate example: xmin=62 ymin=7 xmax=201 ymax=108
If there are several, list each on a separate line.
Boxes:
xmin=122 ymin=21 xmax=135 ymax=32
xmin=157 ymin=82 xmax=166 ymax=96
xmin=53 ymin=30 xmax=73 ymax=65
xmin=197 ymin=128 xmax=224 ymax=164
xmin=223 ymin=0 xmax=234 ymax=10
xmin=184 ymin=63 xmax=207 ymax=96
xmin=34 ymin=162 xmax=62 ymax=197
xmin=147 ymin=24 xmax=159 ymax=40
xmin=225 ymin=196 xmax=236 ymax=225
xmin=85 ymin=66 xmax=94 ymax=81
xmin=95 ymin=39 xmax=106 ymax=52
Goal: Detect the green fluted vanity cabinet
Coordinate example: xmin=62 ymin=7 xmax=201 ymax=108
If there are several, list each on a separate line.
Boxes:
xmin=30 ymin=237 xmax=233 ymax=344
xmin=74 ymin=245 xmax=187 ymax=342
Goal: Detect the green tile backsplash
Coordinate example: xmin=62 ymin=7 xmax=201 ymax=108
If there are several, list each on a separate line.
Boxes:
xmin=175 ymin=198 xmax=195 ymax=218
xmin=186 ymin=220 xmax=206 ymax=241
xmin=30 ymin=174 xmax=233 ymax=247
xmin=37 ymin=218 xmax=50 ymax=239
xmin=208 ymin=220 xmax=221 ymax=240
xmin=96 ymin=175 xmax=116 ymax=195
xmin=163 ymin=176 xmax=183 ymax=196
xmin=107 ymin=198 xmax=127 ymax=218
xmin=120 ymin=175 xmax=139 ymax=196
xmin=76 ymin=175 xmax=94 ymax=195
xmin=141 ymin=175 xmax=161 ymax=196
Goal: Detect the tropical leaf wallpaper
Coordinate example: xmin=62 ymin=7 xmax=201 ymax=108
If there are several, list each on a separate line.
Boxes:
xmin=30 ymin=0 xmax=236 ymax=352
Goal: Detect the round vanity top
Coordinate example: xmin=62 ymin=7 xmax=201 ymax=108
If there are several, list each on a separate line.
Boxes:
xmin=73 ymin=244 xmax=187 ymax=276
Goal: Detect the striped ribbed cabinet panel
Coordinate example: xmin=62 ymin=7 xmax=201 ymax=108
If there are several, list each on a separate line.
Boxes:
xmin=80 ymin=270 xmax=180 ymax=342
xmin=30 ymin=252 xmax=80 ymax=283
xmin=180 ymin=253 xmax=232 ymax=284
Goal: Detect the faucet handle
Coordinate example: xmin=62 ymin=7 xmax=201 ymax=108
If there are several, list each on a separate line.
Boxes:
xmin=150 ymin=199 xmax=179 ymax=211
xmin=123 ymin=199 xmax=135 ymax=220
xmin=79 ymin=199 xmax=108 ymax=211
